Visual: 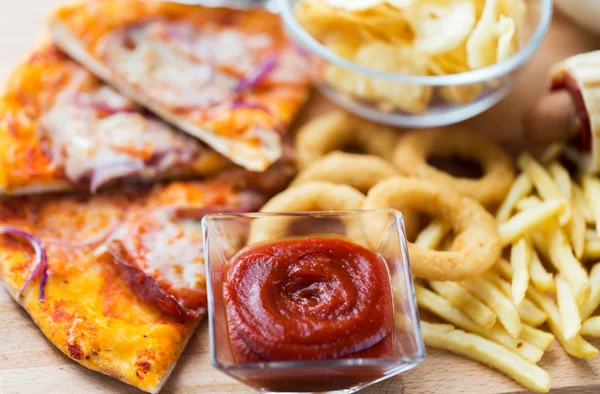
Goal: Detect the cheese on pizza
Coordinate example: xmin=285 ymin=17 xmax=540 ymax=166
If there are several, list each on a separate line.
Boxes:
xmin=49 ymin=1 xmax=312 ymax=171
xmin=0 ymin=42 xmax=232 ymax=195
xmin=0 ymin=179 xmax=265 ymax=393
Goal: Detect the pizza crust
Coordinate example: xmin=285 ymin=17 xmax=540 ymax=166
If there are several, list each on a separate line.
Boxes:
xmin=0 ymin=179 xmax=260 ymax=392
xmin=49 ymin=21 xmax=282 ymax=172
xmin=0 ymin=248 xmax=201 ymax=394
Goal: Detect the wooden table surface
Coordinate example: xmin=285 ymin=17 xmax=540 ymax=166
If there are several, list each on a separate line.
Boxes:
xmin=2 ymin=2 xmax=600 ymax=394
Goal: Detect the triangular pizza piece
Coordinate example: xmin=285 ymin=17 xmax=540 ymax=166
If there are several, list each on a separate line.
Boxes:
xmin=49 ymin=1 xmax=312 ymax=171
xmin=0 ymin=178 xmax=267 ymax=393
xmin=0 ymin=40 xmax=240 ymax=195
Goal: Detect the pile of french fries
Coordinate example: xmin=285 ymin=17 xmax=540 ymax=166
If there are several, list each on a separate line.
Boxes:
xmin=414 ymin=145 xmax=600 ymax=392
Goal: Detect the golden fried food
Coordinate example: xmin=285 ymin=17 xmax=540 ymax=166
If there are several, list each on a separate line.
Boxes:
xmin=290 ymin=152 xmax=423 ymax=240
xmin=295 ymin=0 xmax=525 ymax=112
xmin=247 ymin=181 xmax=366 ymax=245
xmin=393 ymin=127 xmax=515 ymax=206
xmin=295 ymin=111 xmax=398 ymax=170
xmin=291 ymin=152 xmax=399 ymax=193
xmin=364 ymin=177 xmax=501 ymax=280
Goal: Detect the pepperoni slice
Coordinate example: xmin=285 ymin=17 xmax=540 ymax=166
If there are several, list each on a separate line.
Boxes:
xmin=108 ymin=209 xmax=207 ymax=319
xmin=109 ymin=240 xmax=202 ymax=319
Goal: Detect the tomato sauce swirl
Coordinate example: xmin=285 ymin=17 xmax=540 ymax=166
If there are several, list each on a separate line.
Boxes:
xmin=223 ymin=237 xmax=394 ymax=363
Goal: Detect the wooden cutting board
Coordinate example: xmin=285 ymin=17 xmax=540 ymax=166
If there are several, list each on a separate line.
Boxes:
xmin=2 ymin=2 xmax=600 ymax=393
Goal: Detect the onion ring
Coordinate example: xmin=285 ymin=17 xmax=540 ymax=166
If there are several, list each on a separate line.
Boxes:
xmin=247 ymin=181 xmax=366 ymax=246
xmin=295 ymin=111 xmax=399 ymax=170
xmin=363 ymin=177 xmax=501 ymax=281
xmin=290 ymin=153 xmax=421 ymax=239
xmin=392 ymin=127 xmax=515 ymax=206
xmin=291 ymin=152 xmax=399 ymax=193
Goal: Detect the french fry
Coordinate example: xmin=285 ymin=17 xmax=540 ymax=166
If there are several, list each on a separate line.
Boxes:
xmin=421 ymin=321 xmax=551 ymax=393
xmin=515 ymin=196 xmax=544 ymax=211
xmin=520 ymin=324 xmax=554 ymax=351
xmin=568 ymin=207 xmax=586 ymax=260
xmin=580 ymin=264 xmax=600 ymax=319
xmin=531 ymin=220 xmax=589 ymax=302
xmin=549 ymin=162 xmax=572 ymax=201
xmin=498 ymin=199 xmax=565 ymax=247
xmin=584 ymin=237 xmax=600 ymax=260
xmin=550 ymin=162 xmax=586 ymax=259
xmin=419 ymin=320 xmax=454 ymax=334
xmin=580 ymin=316 xmax=600 ymax=338
xmin=511 ymin=237 xmax=532 ymax=305
xmin=494 ymin=258 xmax=514 ymax=281
xmin=582 ymin=175 xmax=600 ymax=236
xmin=414 ymin=284 xmax=543 ymax=363
xmin=518 ymin=153 xmax=570 ymax=225
xmin=496 ymin=173 xmax=533 ymax=223
xmin=415 ymin=219 xmax=451 ymax=250
xmin=526 ymin=286 xmax=598 ymax=359
xmin=461 ymin=276 xmax=522 ymax=337
xmin=485 ymin=272 xmax=547 ymax=327
xmin=573 ymin=182 xmax=595 ymax=225
xmin=540 ymin=142 xmax=564 ymax=164
xmin=429 ymin=281 xmax=497 ymax=329
xmin=529 ymin=251 xmax=555 ymax=293
xmin=555 ymin=276 xmax=582 ymax=340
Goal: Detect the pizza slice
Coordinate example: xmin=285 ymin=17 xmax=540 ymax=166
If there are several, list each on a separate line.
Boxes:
xmin=0 ymin=40 xmax=243 ymax=195
xmin=0 ymin=178 xmax=266 ymax=393
xmin=49 ymin=0 xmax=312 ymax=171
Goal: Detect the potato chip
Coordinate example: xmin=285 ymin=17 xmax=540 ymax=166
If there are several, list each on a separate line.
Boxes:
xmin=324 ymin=31 xmax=363 ymax=58
xmin=322 ymin=0 xmax=385 ymax=11
xmin=439 ymin=84 xmax=484 ymax=105
xmin=405 ymin=0 xmax=476 ymax=54
xmin=430 ymin=44 xmax=471 ymax=75
xmin=496 ymin=15 xmax=517 ymax=62
xmin=499 ymin=0 xmax=527 ymax=32
xmin=467 ymin=0 xmax=499 ymax=69
xmin=353 ymin=42 xmax=433 ymax=113
xmin=387 ymin=0 xmax=417 ymax=8
xmin=295 ymin=0 xmax=525 ymax=111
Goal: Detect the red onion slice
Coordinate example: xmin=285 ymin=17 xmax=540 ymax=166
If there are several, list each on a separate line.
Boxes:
xmin=232 ymin=56 xmax=278 ymax=93
xmin=149 ymin=149 xmax=197 ymax=172
xmin=89 ymin=161 xmax=145 ymax=193
xmin=70 ymin=93 xmax=137 ymax=115
xmin=108 ymin=240 xmax=203 ymax=320
xmin=0 ymin=227 xmax=48 ymax=300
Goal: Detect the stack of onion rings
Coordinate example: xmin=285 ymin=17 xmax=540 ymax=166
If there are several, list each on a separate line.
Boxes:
xmin=364 ymin=177 xmax=501 ymax=281
xmin=295 ymin=111 xmax=399 ymax=170
xmin=290 ymin=152 xmax=421 ymax=240
xmin=393 ymin=127 xmax=515 ymax=206
xmin=255 ymin=111 xmax=511 ymax=281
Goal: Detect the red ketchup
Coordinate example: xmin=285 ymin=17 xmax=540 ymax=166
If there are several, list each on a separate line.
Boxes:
xmin=223 ymin=237 xmax=394 ymax=363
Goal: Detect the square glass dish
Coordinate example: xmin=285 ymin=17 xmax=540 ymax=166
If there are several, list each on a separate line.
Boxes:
xmin=276 ymin=0 xmax=553 ymax=128
xmin=203 ymin=209 xmax=424 ymax=393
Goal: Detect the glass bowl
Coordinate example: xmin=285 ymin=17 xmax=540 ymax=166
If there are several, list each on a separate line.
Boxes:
xmin=202 ymin=209 xmax=424 ymax=393
xmin=277 ymin=0 xmax=553 ymax=127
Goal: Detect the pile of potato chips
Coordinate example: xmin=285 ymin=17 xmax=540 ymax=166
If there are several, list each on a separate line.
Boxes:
xmin=295 ymin=0 xmax=527 ymax=114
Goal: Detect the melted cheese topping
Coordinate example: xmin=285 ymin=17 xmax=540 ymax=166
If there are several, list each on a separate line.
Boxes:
xmin=159 ymin=22 xmax=275 ymax=77
xmin=119 ymin=209 xmax=206 ymax=308
xmin=51 ymin=1 xmax=312 ymax=171
xmin=0 ymin=179 xmax=256 ymax=392
xmin=40 ymin=85 xmax=199 ymax=182
xmin=104 ymin=22 xmax=239 ymax=109
xmin=0 ymin=41 xmax=232 ymax=192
